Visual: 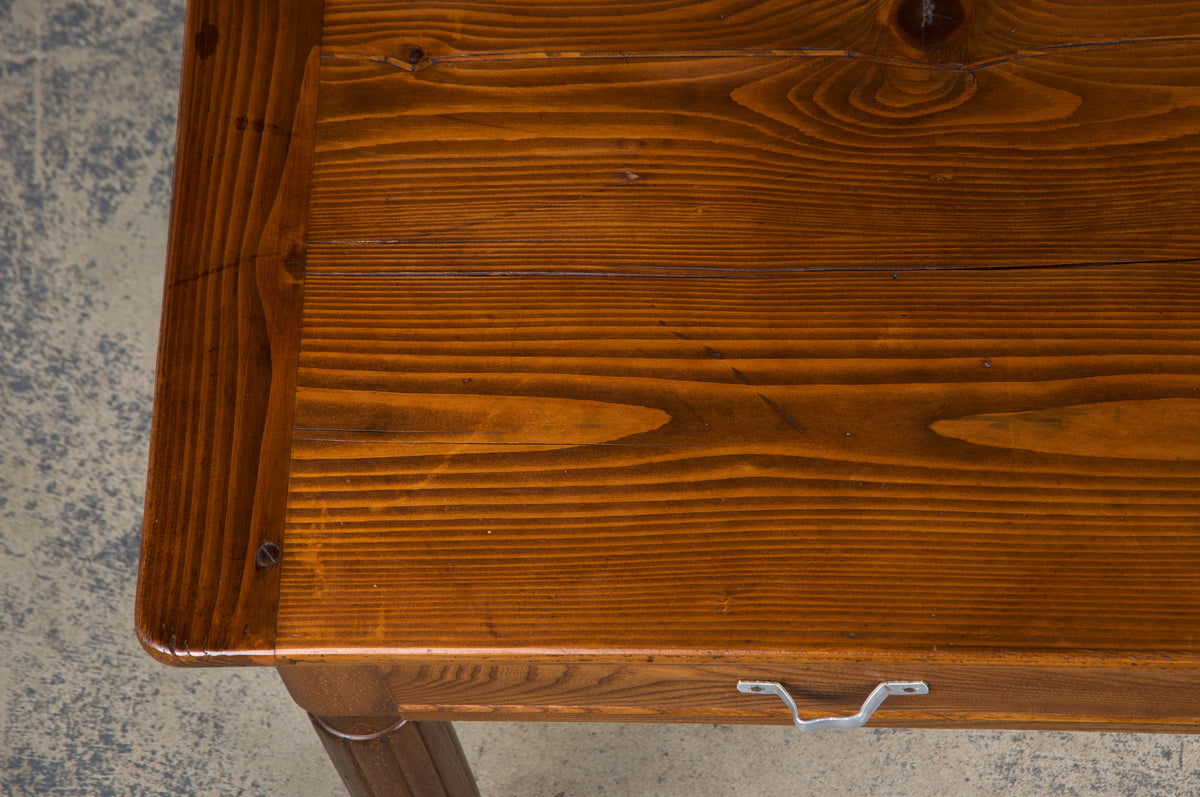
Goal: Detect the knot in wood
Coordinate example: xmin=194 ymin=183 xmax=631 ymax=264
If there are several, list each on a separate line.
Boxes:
xmin=896 ymin=0 xmax=967 ymax=47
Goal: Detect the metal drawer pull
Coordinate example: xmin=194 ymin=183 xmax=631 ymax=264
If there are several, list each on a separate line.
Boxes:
xmin=737 ymin=680 xmax=929 ymax=730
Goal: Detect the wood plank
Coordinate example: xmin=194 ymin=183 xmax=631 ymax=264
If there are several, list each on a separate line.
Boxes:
xmin=278 ymin=659 xmax=1200 ymax=732
xmin=376 ymin=662 xmax=1200 ymax=731
xmin=276 ymin=265 xmax=1200 ymax=659
xmin=136 ymin=0 xmax=324 ymax=665
xmin=321 ymin=0 xmax=1200 ymax=65
xmin=308 ymin=43 xmax=1200 ymax=272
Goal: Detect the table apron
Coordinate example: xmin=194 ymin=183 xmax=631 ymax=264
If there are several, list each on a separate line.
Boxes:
xmin=277 ymin=660 xmax=1200 ymax=732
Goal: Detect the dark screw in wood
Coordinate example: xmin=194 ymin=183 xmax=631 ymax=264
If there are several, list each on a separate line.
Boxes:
xmin=256 ymin=541 xmax=281 ymax=570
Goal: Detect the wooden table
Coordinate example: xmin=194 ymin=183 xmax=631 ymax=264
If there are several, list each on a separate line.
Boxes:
xmin=137 ymin=0 xmax=1200 ymax=793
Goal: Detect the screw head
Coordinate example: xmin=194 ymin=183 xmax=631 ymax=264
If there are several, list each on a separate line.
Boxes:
xmin=255 ymin=542 xmax=281 ymax=570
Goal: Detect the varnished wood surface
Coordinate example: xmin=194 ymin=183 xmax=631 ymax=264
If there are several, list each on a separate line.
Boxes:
xmin=310 ymin=714 xmax=479 ymax=797
xmin=309 ymin=4 xmax=1200 ymax=273
xmin=322 ymin=0 xmax=1200 ymax=65
xmin=379 ymin=662 xmax=1200 ymax=729
xmin=280 ymin=1 xmax=1200 ymax=674
xmin=136 ymin=0 xmax=324 ymax=664
xmin=281 ymin=660 xmax=1200 ymax=732
xmin=277 ymin=265 xmax=1200 ymax=659
xmin=141 ymin=1 xmax=1200 ymax=745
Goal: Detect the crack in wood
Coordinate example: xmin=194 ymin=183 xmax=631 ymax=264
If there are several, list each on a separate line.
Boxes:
xmin=295 ymin=255 xmax=1200 ymax=276
xmin=321 ymin=34 xmax=1200 ymax=75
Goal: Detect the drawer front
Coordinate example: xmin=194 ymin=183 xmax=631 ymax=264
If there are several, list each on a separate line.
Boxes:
xmin=280 ymin=661 xmax=1200 ymax=732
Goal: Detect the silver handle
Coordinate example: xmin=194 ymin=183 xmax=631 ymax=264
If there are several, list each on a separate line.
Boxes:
xmin=737 ymin=680 xmax=929 ymax=730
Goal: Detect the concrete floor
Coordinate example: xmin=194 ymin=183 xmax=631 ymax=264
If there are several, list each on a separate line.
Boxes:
xmin=1 ymin=1 xmax=1199 ymax=794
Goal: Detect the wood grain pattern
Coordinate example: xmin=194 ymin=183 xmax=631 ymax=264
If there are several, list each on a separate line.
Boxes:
xmin=377 ymin=661 xmax=1200 ymax=730
xmin=277 ymin=265 xmax=1200 ymax=658
xmin=295 ymin=386 xmax=671 ymax=456
xmin=931 ymin=398 xmax=1200 ymax=460
xmin=321 ymin=0 xmax=1200 ymax=65
xmin=136 ymin=0 xmax=324 ymax=665
xmin=308 ymin=43 xmax=1200 ymax=273
xmin=143 ymin=0 xmax=1200 ymax=738
xmin=280 ymin=660 xmax=1200 ymax=731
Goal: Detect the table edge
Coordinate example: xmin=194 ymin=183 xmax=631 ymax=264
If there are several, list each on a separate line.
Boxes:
xmin=135 ymin=0 xmax=324 ymax=667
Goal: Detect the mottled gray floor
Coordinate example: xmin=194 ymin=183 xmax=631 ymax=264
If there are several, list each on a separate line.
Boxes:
xmin=1 ymin=1 xmax=1199 ymax=794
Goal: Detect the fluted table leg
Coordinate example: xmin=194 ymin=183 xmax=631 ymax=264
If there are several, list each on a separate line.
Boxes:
xmin=310 ymin=714 xmax=479 ymax=797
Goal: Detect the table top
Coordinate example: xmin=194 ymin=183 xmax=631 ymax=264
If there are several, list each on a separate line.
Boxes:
xmin=138 ymin=0 xmax=1200 ymax=673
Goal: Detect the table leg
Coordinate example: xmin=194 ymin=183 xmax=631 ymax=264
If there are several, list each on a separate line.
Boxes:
xmin=309 ymin=713 xmax=480 ymax=797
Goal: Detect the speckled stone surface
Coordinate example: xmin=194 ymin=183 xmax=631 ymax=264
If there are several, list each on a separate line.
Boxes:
xmin=1 ymin=1 xmax=1199 ymax=794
